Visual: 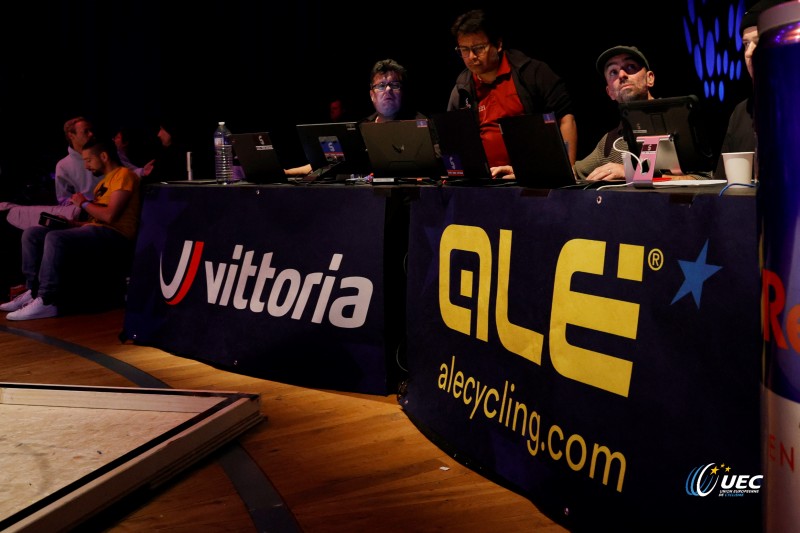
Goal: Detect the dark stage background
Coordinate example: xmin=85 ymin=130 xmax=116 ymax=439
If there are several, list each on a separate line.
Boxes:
xmin=0 ymin=0 xmax=755 ymax=184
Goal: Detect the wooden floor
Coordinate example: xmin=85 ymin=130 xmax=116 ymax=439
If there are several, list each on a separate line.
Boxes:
xmin=0 ymin=306 xmax=567 ymax=532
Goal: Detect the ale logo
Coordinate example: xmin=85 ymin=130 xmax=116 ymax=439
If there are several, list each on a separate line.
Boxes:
xmin=439 ymin=225 xmax=642 ymax=397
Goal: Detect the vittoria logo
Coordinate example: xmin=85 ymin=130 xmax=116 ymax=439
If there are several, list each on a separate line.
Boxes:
xmin=160 ymin=240 xmax=204 ymax=305
xmin=159 ymin=240 xmax=374 ymax=328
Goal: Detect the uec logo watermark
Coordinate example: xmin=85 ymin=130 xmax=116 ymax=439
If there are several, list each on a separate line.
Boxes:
xmin=686 ymin=463 xmax=763 ymax=497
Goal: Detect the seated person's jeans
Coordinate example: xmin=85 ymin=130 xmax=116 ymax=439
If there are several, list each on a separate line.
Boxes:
xmin=21 ymin=224 xmax=133 ymax=306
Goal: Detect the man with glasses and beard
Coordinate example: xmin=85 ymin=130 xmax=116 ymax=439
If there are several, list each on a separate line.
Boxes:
xmin=365 ymin=58 xmax=425 ymax=123
xmin=446 ymin=8 xmax=577 ymax=179
xmin=285 ymin=58 xmax=424 ymax=177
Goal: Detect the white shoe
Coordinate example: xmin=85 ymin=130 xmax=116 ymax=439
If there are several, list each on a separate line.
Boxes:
xmin=0 ymin=290 xmax=33 ymax=312
xmin=6 ymin=297 xmax=57 ymax=321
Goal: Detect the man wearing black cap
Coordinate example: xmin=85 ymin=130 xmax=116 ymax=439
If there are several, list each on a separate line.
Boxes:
xmin=574 ymin=45 xmax=655 ymax=181
xmin=714 ymin=0 xmax=786 ymax=180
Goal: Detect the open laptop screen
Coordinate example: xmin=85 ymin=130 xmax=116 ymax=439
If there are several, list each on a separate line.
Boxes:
xmin=295 ymin=121 xmax=371 ymax=179
xmin=230 ymin=132 xmax=287 ymax=184
xmin=430 ymin=110 xmax=492 ymax=182
xmin=498 ymin=113 xmax=576 ymax=188
xmin=618 ymin=95 xmax=716 ymax=175
xmin=359 ymin=119 xmax=444 ymax=181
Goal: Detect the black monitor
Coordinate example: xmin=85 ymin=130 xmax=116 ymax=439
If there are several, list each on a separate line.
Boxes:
xmin=294 ymin=121 xmax=371 ymax=180
xmin=618 ymin=95 xmax=716 ymax=175
xmin=359 ymin=119 xmax=445 ymax=182
xmin=430 ymin=109 xmax=492 ymax=182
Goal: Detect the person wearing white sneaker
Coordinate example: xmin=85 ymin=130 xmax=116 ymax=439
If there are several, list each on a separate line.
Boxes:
xmin=0 ymin=289 xmax=33 ymax=312
xmin=7 ymin=295 xmax=57 ymax=320
xmin=7 ymin=138 xmax=141 ymax=321
xmin=1 ymin=118 xmax=98 ymax=300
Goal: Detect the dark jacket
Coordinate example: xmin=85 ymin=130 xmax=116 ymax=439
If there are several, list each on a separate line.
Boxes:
xmin=714 ymin=97 xmax=756 ymax=180
xmin=446 ymin=49 xmax=574 ymax=120
xmin=144 ymin=142 xmax=190 ymax=183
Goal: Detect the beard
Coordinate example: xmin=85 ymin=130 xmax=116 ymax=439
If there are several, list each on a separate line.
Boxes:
xmin=616 ymin=86 xmax=648 ymax=103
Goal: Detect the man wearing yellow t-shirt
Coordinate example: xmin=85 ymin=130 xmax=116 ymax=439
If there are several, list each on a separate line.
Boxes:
xmin=0 ymin=138 xmax=141 ymax=320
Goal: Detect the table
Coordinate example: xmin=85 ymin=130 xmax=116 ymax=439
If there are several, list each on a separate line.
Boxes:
xmin=123 ymin=183 xmax=412 ymax=395
xmin=402 ymin=184 xmax=760 ymax=530
xmin=123 ymin=181 xmax=762 ymax=528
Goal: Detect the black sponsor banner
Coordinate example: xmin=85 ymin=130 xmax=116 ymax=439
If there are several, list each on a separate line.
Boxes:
xmin=404 ymin=187 xmax=761 ymax=530
xmin=123 ymin=185 xmax=392 ymax=394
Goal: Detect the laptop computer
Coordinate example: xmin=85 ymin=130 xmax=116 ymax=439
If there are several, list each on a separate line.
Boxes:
xmin=618 ymin=95 xmax=718 ymax=188
xmin=430 ymin=110 xmax=493 ymax=183
xmin=359 ymin=119 xmax=444 ymax=183
xmin=230 ymin=132 xmax=287 ymax=184
xmin=498 ymin=113 xmax=578 ymax=188
xmin=295 ymin=122 xmax=371 ymax=181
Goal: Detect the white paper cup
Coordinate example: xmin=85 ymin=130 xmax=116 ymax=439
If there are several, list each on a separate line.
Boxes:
xmin=722 ymin=152 xmax=755 ymax=185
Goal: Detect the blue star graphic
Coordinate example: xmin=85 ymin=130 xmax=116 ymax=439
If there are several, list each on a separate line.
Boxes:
xmin=671 ymin=239 xmax=722 ymax=308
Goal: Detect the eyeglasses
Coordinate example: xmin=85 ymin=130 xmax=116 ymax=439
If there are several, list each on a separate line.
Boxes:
xmin=455 ymin=43 xmax=491 ymax=57
xmin=371 ymin=81 xmax=402 ymax=92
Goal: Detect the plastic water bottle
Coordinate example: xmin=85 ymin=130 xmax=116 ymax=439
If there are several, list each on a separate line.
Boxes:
xmin=214 ymin=121 xmax=234 ymax=184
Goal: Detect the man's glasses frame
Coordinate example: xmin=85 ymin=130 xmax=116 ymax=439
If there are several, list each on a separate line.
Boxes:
xmin=455 ymin=43 xmax=491 ymax=57
xmin=371 ymin=82 xmax=403 ymax=92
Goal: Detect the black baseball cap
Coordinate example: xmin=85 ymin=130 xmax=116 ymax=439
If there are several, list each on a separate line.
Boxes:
xmin=741 ymin=0 xmax=786 ymax=32
xmin=596 ymin=46 xmax=650 ymax=75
